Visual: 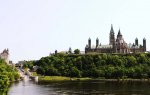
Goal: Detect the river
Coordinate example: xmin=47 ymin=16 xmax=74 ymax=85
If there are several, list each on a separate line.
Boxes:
xmin=8 ymin=78 xmax=150 ymax=95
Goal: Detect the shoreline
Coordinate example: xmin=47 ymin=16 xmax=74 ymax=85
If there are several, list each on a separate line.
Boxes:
xmin=37 ymin=76 xmax=150 ymax=82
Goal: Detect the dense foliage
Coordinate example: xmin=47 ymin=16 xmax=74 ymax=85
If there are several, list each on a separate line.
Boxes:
xmin=27 ymin=53 xmax=150 ymax=79
xmin=74 ymin=49 xmax=80 ymax=54
xmin=0 ymin=59 xmax=20 ymax=94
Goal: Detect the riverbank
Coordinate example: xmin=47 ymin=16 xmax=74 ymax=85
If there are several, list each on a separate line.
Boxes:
xmin=37 ymin=75 xmax=150 ymax=82
xmin=38 ymin=76 xmax=92 ymax=82
xmin=31 ymin=72 xmax=150 ymax=82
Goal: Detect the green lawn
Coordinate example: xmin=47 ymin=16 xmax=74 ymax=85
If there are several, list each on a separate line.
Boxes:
xmin=38 ymin=76 xmax=92 ymax=81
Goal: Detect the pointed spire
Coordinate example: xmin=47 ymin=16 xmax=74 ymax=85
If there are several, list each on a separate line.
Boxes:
xmin=135 ymin=37 xmax=138 ymax=40
xmin=133 ymin=43 xmax=135 ymax=46
xmin=88 ymin=37 xmax=91 ymax=40
xmin=111 ymin=24 xmax=113 ymax=29
xmin=110 ymin=24 xmax=114 ymax=33
xmin=118 ymin=29 xmax=122 ymax=36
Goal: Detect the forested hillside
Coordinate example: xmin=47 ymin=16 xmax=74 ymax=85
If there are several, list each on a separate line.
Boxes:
xmin=25 ymin=53 xmax=150 ymax=79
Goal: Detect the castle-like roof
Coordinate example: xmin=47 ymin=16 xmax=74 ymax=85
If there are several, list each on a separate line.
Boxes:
xmin=2 ymin=49 xmax=9 ymax=55
xmin=117 ymin=29 xmax=122 ymax=36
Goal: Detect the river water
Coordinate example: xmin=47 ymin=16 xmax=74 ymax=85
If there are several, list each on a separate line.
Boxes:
xmin=8 ymin=79 xmax=150 ymax=95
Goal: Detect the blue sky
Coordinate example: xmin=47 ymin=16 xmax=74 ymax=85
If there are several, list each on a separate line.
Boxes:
xmin=0 ymin=0 xmax=150 ymax=62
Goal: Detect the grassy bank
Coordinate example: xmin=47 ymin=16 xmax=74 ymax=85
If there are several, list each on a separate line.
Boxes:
xmin=32 ymin=72 xmax=150 ymax=82
xmin=38 ymin=76 xmax=150 ymax=82
xmin=31 ymin=72 xmax=150 ymax=83
xmin=38 ymin=76 xmax=92 ymax=82
xmin=32 ymin=72 xmax=92 ymax=81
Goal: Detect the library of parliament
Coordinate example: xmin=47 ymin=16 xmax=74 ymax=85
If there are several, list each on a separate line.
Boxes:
xmin=85 ymin=25 xmax=146 ymax=54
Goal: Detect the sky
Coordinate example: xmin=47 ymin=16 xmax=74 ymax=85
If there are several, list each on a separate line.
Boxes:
xmin=0 ymin=0 xmax=150 ymax=63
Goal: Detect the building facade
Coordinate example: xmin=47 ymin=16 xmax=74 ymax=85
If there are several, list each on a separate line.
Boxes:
xmin=85 ymin=25 xmax=146 ymax=54
xmin=0 ymin=49 xmax=9 ymax=64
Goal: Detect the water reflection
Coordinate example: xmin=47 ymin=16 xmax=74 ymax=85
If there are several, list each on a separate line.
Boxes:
xmin=8 ymin=80 xmax=150 ymax=95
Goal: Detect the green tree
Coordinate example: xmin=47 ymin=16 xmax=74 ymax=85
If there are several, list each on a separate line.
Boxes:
xmin=74 ymin=49 xmax=80 ymax=54
xmin=70 ymin=67 xmax=81 ymax=77
xmin=126 ymin=56 xmax=137 ymax=67
xmin=138 ymin=54 xmax=148 ymax=64
xmin=0 ymin=59 xmax=20 ymax=94
xmin=0 ymin=75 xmax=9 ymax=92
xmin=91 ymin=68 xmax=104 ymax=78
xmin=37 ymin=67 xmax=45 ymax=75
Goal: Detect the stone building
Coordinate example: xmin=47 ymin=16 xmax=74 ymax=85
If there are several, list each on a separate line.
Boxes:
xmin=85 ymin=25 xmax=146 ymax=54
xmin=0 ymin=49 xmax=9 ymax=64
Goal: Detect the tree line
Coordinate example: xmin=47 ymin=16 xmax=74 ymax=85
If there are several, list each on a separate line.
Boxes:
xmin=24 ymin=53 xmax=150 ymax=79
xmin=0 ymin=59 xmax=20 ymax=94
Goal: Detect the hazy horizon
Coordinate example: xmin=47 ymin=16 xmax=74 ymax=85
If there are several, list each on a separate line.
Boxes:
xmin=0 ymin=0 xmax=150 ymax=63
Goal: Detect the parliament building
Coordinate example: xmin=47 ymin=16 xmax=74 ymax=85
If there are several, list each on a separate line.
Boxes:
xmin=85 ymin=25 xmax=146 ymax=54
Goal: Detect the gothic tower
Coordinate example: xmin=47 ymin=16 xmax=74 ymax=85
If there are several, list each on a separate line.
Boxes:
xmin=143 ymin=38 xmax=146 ymax=52
xmin=96 ymin=37 xmax=99 ymax=48
xmin=135 ymin=38 xmax=138 ymax=46
xmin=109 ymin=24 xmax=115 ymax=45
xmin=88 ymin=38 xmax=91 ymax=49
xmin=116 ymin=29 xmax=127 ymax=53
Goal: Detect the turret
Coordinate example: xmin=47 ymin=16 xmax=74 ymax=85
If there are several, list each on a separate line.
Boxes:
xmin=88 ymin=38 xmax=91 ymax=49
xmin=117 ymin=29 xmax=122 ymax=38
xmin=55 ymin=50 xmax=58 ymax=54
xmin=143 ymin=38 xmax=146 ymax=52
xmin=96 ymin=37 xmax=99 ymax=48
xmin=109 ymin=24 xmax=115 ymax=45
xmin=110 ymin=24 xmax=114 ymax=33
xmin=68 ymin=47 xmax=72 ymax=54
xmin=135 ymin=38 xmax=138 ymax=46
